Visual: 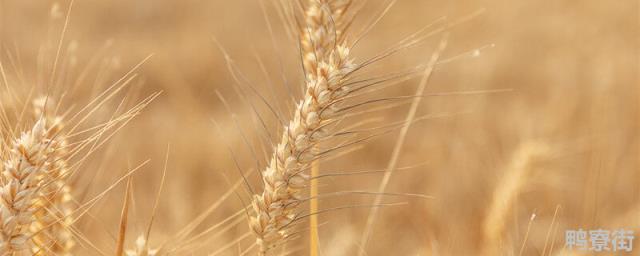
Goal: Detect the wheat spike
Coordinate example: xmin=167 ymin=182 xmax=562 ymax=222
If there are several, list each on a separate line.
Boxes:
xmin=0 ymin=119 xmax=63 ymax=254
xmin=482 ymin=141 xmax=549 ymax=255
xmin=301 ymin=0 xmax=352 ymax=75
xmin=300 ymin=1 xmax=353 ymax=255
xmin=125 ymin=235 xmax=158 ymax=256
xmin=249 ymin=40 xmax=357 ymax=256
xmin=29 ymin=97 xmax=75 ymax=256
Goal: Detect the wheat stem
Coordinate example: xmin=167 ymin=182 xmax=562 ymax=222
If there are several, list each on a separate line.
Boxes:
xmin=309 ymin=159 xmax=319 ymax=256
xmin=358 ymin=36 xmax=448 ymax=255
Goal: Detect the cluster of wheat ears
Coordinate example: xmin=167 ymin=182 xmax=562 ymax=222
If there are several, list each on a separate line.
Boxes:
xmin=6 ymin=0 xmax=467 ymax=255
xmin=4 ymin=0 xmax=631 ymax=256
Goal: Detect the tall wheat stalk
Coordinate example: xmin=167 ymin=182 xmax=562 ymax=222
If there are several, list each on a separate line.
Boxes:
xmin=309 ymin=160 xmax=320 ymax=256
xmin=358 ymin=34 xmax=449 ymax=256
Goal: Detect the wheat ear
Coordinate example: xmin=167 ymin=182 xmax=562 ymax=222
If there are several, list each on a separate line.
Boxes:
xmin=300 ymin=1 xmax=353 ymax=255
xmin=482 ymin=142 xmax=549 ymax=255
xmin=0 ymin=118 xmax=64 ymax=254
xmin=249 ymin=42 xmax=357 ymax=256
xmin=301 ymin=0 xmax=352 ymax=75
xmin=30 ymin=97 xmax=75 ymax=255
xmin=125 ymin=235 xmax=158 ymax=256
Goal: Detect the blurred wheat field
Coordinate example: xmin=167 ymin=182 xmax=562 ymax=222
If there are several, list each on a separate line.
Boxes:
xmin=0 ymin=0 xmax=638 ymax=255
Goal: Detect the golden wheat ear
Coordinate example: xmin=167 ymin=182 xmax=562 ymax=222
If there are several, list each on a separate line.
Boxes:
xmin=210 ymin=1 xmax=498 ymax=255
xmin=0 ymin=118 xmax=67 ymax=255
xmin=122 ymin=145 xmax=168 ymax=256
xmin=298 ymin=1 xmax=355 ymax=255
xmin=482 ymin=141 xmax=550 ymax=256
xmin=249 ymin=22 xmax=358 ymax=256
xmin=0 ymin=2 xmax=165 ymax=254
xmin=28 ymin=97 xmax=75 ymax=256
xmin=115 ymin=177 xmax=159 ymax=256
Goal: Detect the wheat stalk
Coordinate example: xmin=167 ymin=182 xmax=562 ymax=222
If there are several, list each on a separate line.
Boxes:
xmin=0 ymin=118 xmax=65 ymax=254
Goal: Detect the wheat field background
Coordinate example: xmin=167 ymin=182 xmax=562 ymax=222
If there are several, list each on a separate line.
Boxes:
xmin=0 ymin=0 xmax=637 ymax=255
